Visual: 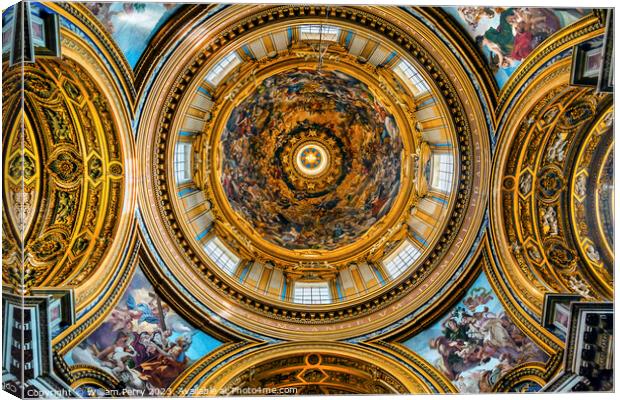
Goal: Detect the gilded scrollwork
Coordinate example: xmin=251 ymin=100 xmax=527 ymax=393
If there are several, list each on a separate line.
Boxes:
xmin=48 ymin=151 xmax=84 ymax=183
xmin=197 ymin=343 xmax=430 ymax=394
xmin=568 ymin=105 xmax=614 ymax=297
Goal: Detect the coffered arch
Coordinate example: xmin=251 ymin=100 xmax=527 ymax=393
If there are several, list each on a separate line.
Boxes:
xmin=489 ymin=22 xmax=612 ymax=317
xmin=189 ymin=342 xmax=436 ymax=395
xmin=1 ymin=29 xmax=136 ymax=312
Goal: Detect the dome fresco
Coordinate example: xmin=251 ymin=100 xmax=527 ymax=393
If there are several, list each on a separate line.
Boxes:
xmin=220 ymin=69 xmax=403 ymax=250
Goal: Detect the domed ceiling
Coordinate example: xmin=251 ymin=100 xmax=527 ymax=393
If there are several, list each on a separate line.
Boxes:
xmin=137 ymin=5 xmax=490 ymax=340
xmin=2 ymin=58 xmax=132 ymax=293
xmin=220 ymin=69 xmax=403 ymax=251
xmin=197 ymin=50 xmax=425 ymax=272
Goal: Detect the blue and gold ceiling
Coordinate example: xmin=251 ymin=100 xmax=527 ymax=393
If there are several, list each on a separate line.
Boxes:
xmin=1 ymin=2 xmax=613 ymax=397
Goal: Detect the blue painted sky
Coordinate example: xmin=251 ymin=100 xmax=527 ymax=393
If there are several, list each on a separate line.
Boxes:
xmin=85 ymin=3 xmax=180 ymax=68
xmin=64 ymin=266 xmax=222 ymax=387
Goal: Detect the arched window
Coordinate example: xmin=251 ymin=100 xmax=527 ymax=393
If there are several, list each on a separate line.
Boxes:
xmin=174 ymin=142 xmax=192 ymax=183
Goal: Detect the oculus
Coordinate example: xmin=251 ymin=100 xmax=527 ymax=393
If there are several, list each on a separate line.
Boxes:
xmin=296 ymin=144 xmax=328 ymax=177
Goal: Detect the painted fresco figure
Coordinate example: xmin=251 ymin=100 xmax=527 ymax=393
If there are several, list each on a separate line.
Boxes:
xmin=93 ymin=332 xmax=138 ymax=376
xmin=420 ymin=280 xmax=548 ymax=391
xmin=139 ymin=335 xmax=193 ymax=388
xmin=476 ymin=8 xmax=517 ymax=69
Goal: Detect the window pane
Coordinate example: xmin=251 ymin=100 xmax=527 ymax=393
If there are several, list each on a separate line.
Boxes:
xmin=383 ymin=241 xmax=421 ymax=279
xmin=174 ymin=142 xmax=192 ymax=184
xmin=394 ymin=59 xmax=430 ymax=95
xmin=204 ymin=237 xmax=240 ymax=275
xmin=293 ymin=282 xmax=331 ymax=304
xmin=300 ymin=24 xmax=340 ymax=41
xmin=205 ymin=52 xmax=241 ymax=85
xmin=431 ymin=153 xmax=454 ymax=193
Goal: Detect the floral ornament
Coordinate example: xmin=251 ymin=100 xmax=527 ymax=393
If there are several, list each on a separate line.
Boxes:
xmin=49 ymin=151 xmax=82 ymax=182
xmin=537 ymin=167 xmax=564 ymax=200
xmin=558 ymin=101 xmax=595 ymax=129
xmin=109 ymin=163 xmax=123 ymax=176
xmin=545 ymin=241 xmax=576 ymax=270
xmin=24 ymin=73 xmax=56 ymax=98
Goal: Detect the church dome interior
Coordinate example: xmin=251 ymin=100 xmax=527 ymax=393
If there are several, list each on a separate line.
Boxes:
xmin=162 ymin=19 xmax=463 ymax=309
xmin=1 ymin=2 xmax=615 ymax=397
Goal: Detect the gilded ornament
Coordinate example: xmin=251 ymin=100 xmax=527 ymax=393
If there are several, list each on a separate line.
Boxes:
xmin=43 ymin=108 xmax=73 ymax=144
xmin=27 ymin=231 xmax=67 ymax=263
xmin=539 ymin=106 xmax=559 ymax=126
xmin=601 ymin=111 xmax=613 ymax=128
xmin=545 ymin=241 xmax=575 ymax=270
xmin=5 ymin=264 xmax=38 ymax=294
xmin=108 ymin=163 xmax=123 ymax=176
xmin=88 ymin=156 xmax=104 ymax=180
xmin=24 ymin=73 xmax=56 ymax=98
xmin=54 ymin=191 xmax=77 ymax=225
xmin=142 ymin=4 xmax=483 ymax=330
xmin=10 ymin=190 xmax=35 ymax=234
xmin=63 ymin=79 xmax=83 ymax=101
xmin=49 ymin=151 xmax=83 ymax=182
xmin=557 ymin=102 xmax=595 ymax=129
xmin=72 ymin=236 xmax=90 ymax=255
xmin=2 ymin=51 xmax=127 ymax=292
xmin=536 ymin=167 xmax=564 ymax=200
